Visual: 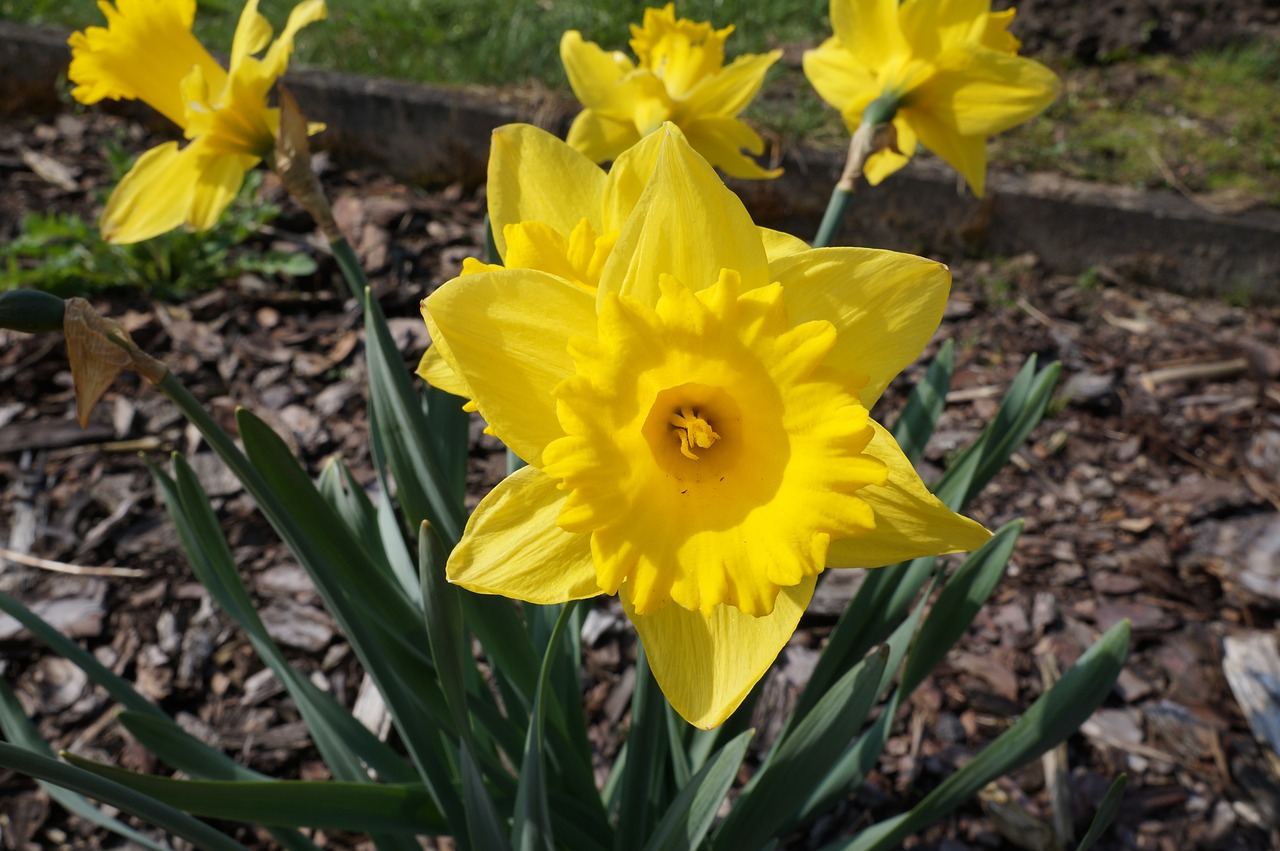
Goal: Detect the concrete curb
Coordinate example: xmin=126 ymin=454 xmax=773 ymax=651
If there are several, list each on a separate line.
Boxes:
xmin=3 ymin=20 xmax=1277 ymax=303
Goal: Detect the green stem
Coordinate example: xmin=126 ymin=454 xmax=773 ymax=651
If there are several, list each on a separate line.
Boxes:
xmin=330 ymin=237 xmax=370 ymax=304
xmin=813 ymin=187 xmax=853 ymax=249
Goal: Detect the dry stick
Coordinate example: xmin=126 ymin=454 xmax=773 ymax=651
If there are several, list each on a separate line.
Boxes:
xmin=1037 ymin=652 xmax=1074 ymax=847
xmin=0 ymin=545 xmax=146 ymax=578
xmin=1138 ymin=357 xmax=1248 ymax=393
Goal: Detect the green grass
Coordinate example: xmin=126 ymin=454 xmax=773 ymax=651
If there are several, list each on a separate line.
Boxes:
xmin=0 ymin=0 xmax=825 ymax=86
xmin=3 ymin=1 xmax=1277 ymax=205
xmin=993 ymin=42 xmax=1280 ymax=204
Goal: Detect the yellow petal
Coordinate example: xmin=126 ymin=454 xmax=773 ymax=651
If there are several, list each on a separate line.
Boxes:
xmin=447 ymin=465 xmax=599 ymax=603
xmin=600 ymin=127 xmax=669 ymax=233
xmin=601 ymin=124 xmax=769 ymax=305
xmin=830 ymin=0 xmax=907 ymax=70
xmin=918 ymin=50 xmax=1061 ymax=138
xmin=681 ymin=116 xmax=782 ymax=180
xmin=759 ymin=227 xmax=809 ymax=262
xmin=827 ymin=421 xmax=990 ymax=567
xmin=229 ymin=0 xmax=273 ymax=74
xmin=415 ymin=344 xmax=472 ymax=399
xmin=99 ymin=141 xmax=198 ymax=243
xmin=488 ymin=124 xmax=607 ymax=260
xmin=982 ymin=8 xmax=1021 ymax=54
xmin=423 ymin=268 xmax=596 ymax=466
xmin=682 ymin=50 xmax=780 ymax=119
xmin=185 ymin=150 xmax=257 ymax=231
xmin=802 ymin=38 xmax=881 ymax=125
xmin=773 ymin=247 xmax=950 ymax=408
xmin=625 ymin=576 xmax=815 ymax=728
xmin=560 ymin=30 xmax=635 ymax=110
xmin=902 ymin=106 xmax=991 ymax=196
xmin=566 ymin=109 xmax=643 ymax=166
xmin=258 ymin=0 xmax=326 ymax=80
xmin=900 ymin=0 xmax=991 ymax=56
xmin=68 ymin=0 xmax=225 ymax=128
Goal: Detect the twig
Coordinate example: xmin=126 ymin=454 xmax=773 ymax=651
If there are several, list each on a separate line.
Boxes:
xmin=1139 ymin=358 xmax=1248 ymax=393
xmin=0 ymin=546 xmax=146 ymax=578
xmin=1038 ymin=652 xmax=1074 ymax=847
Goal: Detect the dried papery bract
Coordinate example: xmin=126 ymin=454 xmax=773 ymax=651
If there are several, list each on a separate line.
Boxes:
xmin=63 ymin=298 xmax=167 ymax=427
xmin=274 ymin=85 xmax=339 ymax=242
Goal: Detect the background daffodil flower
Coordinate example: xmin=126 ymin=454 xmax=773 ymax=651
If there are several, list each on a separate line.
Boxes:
xmin=803 ymin=0 xmax=1060 ymax=197
xmin=561 ymin=3 xmax=781 ymax=180
xmin=69 ymin=0 xmax=326 ymax=243
xmin=422 ymin=124 xmax=990 ymax=728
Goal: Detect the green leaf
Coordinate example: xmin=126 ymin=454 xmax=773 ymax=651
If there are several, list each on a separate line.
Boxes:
xmin=714 ymin=646 xmax=889 ymax=850
xmin=0 ymin=744 xmax=252 ymax=851
xmin=890 ymin=339 xmax=954 ymax=466
xmin=935 ymin=356 xmax=1061 ymax=512
xmin=317 ymin=456 xmax=418 ymax=605
xmin=151 ymin=457 xmax=419 ymax=786
xmin=61 ymin=754 xmax=447 ymax=834
xmin=512 ymin=602 xmax=580 ymax=851
xmin=613 ymin=648 xmax=669 ymax=851
xmin=1076 ymin=774 xmax=1127 ymax=851
xmin=461 ymin=743 xmax=515 ymax=851
xmin=824 ymin=620 xmax=1132 ymax=851
xmin=0 ymin=684 xmax=173 ymax=851
xmin=363 ymin=286 xmax=466 ymax=543
xmin=234 ymin=409 xmax=466 ymax=831
xmin=419 ymin=521 xmax=469 ymax=732
xmin=644 ymin=730 xmax=752 ymax=851
xmin=899 ymin=521 xmax=1022 ymax=695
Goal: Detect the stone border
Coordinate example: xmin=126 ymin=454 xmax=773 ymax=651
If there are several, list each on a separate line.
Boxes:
xmin=3 ymin=20 xmax=1277 ymax=303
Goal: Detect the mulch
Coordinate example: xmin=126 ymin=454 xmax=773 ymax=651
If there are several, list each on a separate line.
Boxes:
xmin=4 ymin=7 xmax=1280 ymax=845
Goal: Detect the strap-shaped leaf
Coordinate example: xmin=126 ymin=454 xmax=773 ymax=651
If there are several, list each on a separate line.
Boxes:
xmin=899 ymin=521 xmax=1021 ymax=694
xmin=0 ymin=683 xmax=173 ymax=851
xmin=824 ymin=620 xmax=1131 ymax=851
xmin=363 ymin=286 xmax=466 ymax=543
xmin=890 ymin=339 xmax=954 ymax=466
xmin=62 ymin=753 xmax=447 ymax=833
xmin=714 ymin=646 xmax=889 ymax=849
xmin=512 ymin=602 xmax=580 ymax=851
xmin=644 ymin=730 xmax=753 ymax=851
xmin=152 ymin=457 xmax=418 ymax=785
xmin=235 ymin=409 xmax=466 ymax=833
xmin=461 ymin=743 xmax=514 ymax=851
xmin=1076 ymin=774 xmax=1127 ymax=851
xmin=0 ymin=743 xmax=252 ymax=851
xmin=613 ymin=648 xmax=669 ymax=851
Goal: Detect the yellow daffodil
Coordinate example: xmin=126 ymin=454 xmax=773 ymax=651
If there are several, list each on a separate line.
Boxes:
xmin=561 ymin=3 xmax=781 ymax=180
xmin=803 ymin=0 xmax=1059 ymax=196
xmin=422 ymin=123 xmax=989 ymax=728
xmin=68 ymin=0 xmax=326 ymax=243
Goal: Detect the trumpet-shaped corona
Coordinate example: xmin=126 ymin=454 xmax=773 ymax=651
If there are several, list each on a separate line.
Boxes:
xmin=69 ymin=0 xmax=326 ymax=243
xmin=423 ymin=124 xmax=991 ymax=728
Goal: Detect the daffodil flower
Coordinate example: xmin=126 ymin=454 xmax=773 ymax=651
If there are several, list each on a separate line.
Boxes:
xmin=561 ymin=3 xmax=781 ymax=179
xmin=422 ymin=124 xmax=989 ymax=728
xmin=804 ymin=0 xmax=1059 ymax=196
xmin=68 ymin=0 xmax=326 ymax=243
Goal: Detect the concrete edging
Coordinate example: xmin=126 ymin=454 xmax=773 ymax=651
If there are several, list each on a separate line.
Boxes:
xmin=3 ymin=20 xmax=1277 ymax=302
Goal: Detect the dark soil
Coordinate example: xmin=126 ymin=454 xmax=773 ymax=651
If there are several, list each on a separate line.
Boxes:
xmin=3 ymin=3 xmax=1280 ymax=848
xmin=1010 ymin=0 xmax=1280 ymax=63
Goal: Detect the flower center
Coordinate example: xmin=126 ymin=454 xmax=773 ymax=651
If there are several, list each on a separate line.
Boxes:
xmin=641 ymin=383 xmax=743 ymax=485
xmin=670 ymin=406 xmax=719 ymax=459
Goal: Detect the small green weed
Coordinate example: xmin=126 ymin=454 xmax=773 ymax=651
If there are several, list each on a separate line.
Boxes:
xmin=0 ymin=171 xmax=316 ymax=299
